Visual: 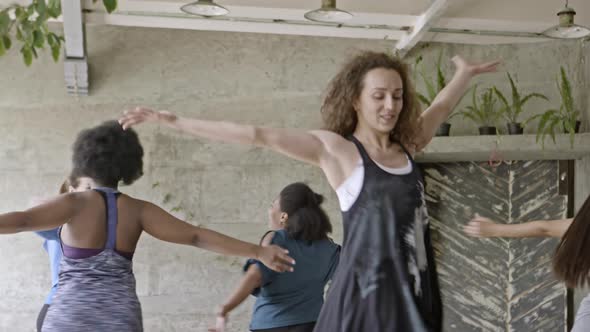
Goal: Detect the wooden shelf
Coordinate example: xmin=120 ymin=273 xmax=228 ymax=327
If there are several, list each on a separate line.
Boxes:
xmin=415 ymin=133 xmax=590 ymax=163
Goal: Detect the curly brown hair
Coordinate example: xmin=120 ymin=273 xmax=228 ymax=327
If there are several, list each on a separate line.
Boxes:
xmin=321 ymin=51 xmax=421 ymax=147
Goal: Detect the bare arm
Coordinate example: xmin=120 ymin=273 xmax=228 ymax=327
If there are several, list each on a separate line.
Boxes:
xmin=209 ymin=232 xmax=276 ymax=332
xmin=464 ymin=215 xmax=573 ymax=238
xmin=0 ymin=193 xmax=81 ymax=234
xmin=139 ymin=202 xmax=295 ymax=272
xmin=218 ymin=264 xmax=263 ymax=319
xmin=119 ymin=108 xmax=341 ymax=167
xmin=416 ymin=56 xmax=500 ymax=151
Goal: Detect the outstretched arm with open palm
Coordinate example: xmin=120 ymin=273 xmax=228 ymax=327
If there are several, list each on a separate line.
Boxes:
xmin=463 ymin=215 xmax=572 ymax=239
xmin=417 ymin=56 xmax=501 ymax=151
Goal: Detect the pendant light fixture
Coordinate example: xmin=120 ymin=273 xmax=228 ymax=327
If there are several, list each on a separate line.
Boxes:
xmin=181 ymin=0 xmax=229 ymax=17
xmin=304 ymin=0 xmax=352 ymax=23
xmin=542 ymin=0 xmax=590 ymax=39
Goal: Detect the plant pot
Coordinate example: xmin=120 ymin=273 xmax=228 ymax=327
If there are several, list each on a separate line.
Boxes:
xmin=507 ymin=122 xmax=524 ymax=135
xmin=435 ymin=122 xmax=451 ymax=137
xmin=563 ymin=120 xmax=581 ymax=133
xmin=479 ymin=126 xmax=497 ymax=135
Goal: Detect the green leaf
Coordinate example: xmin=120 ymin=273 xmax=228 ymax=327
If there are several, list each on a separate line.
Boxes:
xmin=547 ymin=117 xmax=560 ymax=144
xmin=33 ymin=29 xmax=44 ymax=48
xmin=523 ymin=113 xmax=543 ymax=127
xmin=103 ymin=0 xmax=117 ymax=13
xmin=436 ymin=52 xmax=446 ymax=93
xmin=535 ymin=110 xmax=557 ymax=143
xmin=46 ymin=32 xmax=55 ymax=46
xmin=417 ymin=93 xmax=431 ymax=107
xmin=420 ymin=70 xmax=436 ymax=102
xmin=0 ymin=11 xmax=9 ymax=34
xmin=471 ymin=84 xmax=479 ymax=107
xmin=493 ymin=86 xmax=512 ymax=122
xmin=15 ymin=7 xmax=28 ymax=23
xmin=48 ymin=0 xmax=60 ymax=12
xmin=21 ymin=46 xmax=33 ymax=66
xmin=21 ymin=21 xmax=35 ymax=46
xmin=47 ymin=0 xmax=61 ymax=18
xmin=520 ymin=93 xmax=548 ymax=107
xmin=461 ymin=111 xmax=480 ymax=125
xmin=36 ymin=0 xmax=47 ymax=17
xmin=16 ymin=27 xmax=24 ymax=42
xmin=0 ymin=37 xmax=5 ymax=56
xmin=494 ymin=87 xmax=510 ymax=109
xmin=2 ymin=35 xmax=11 ymax=50
xmin=50 ymin=43 xmax=60 ymax=62
xmin=507 ymin=72 xmax=520 ymax=108
xmin=47 ymin=6 xmax=60 ymax=18
xmin=27 ymin=4 xmax=35 ymax=16
xmin=558 ymin=66 xmax=576 ymax=122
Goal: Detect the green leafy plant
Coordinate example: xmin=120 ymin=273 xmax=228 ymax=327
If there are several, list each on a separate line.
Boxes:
xmin=414 ymin=51 xmax=462 ymax=128
xmin=494 ymin=72 xmax=548 ymax=124
xmin=0 ymin=0 xmax=117 ymax=66
xmin=416 ymin=51 xmax=446 ymax=108
xmin=528 ymin=66 xmax=580 ymax=148
xmin=459 ymin=85 xmax=502 ymax=128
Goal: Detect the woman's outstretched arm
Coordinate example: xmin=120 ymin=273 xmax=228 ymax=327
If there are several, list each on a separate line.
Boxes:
xmin=139 ymin=201 xmax=295 ymax=272
xmin=417 ymin=56 xmax=500 ymax=150
xmin=463 ymin=215 xmax=572 ymax=238
xmin=119 ymin=108 xmax=343 ymax=168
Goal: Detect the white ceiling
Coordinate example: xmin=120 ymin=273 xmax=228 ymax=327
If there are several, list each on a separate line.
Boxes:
xmin=135 ymin=0 xmax=590 ymax=24
xmin=2 ymin=0 xmax=590 ymax=47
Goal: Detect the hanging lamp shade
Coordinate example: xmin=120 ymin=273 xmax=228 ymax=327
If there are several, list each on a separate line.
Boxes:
xmin=304 ymin=0 xmax=352 ymax=23
xmin=542 ymin=4 xmax=590 ymax=39
xmin=181 ymin=0 xmax=229 ymax=17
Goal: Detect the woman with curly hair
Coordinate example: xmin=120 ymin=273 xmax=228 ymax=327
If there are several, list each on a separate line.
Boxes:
xmin=120 ymin=52 xmax=499 ymax=331
xmin=0 ymin=120 xmax=293 ymax=332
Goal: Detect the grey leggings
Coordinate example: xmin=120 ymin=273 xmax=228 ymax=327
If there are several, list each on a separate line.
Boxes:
xmin=573 ymin=294 xmax=590 ymax=332
xmin=37 ymin=304 xmax=49 ymax=332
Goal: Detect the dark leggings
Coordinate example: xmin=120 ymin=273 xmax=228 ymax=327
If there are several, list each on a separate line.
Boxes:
xmin=252 ymin=322 xmax=315 ymax=332
xmin=37 ymin=304 xmax=49 ymax=332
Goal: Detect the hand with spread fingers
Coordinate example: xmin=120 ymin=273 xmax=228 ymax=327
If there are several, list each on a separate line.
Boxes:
xmin=451 ymin=55 xmax=501 ymax=76
xmin=119 ymin=107 xmax=177 ymax=130
xmin=257 ymin=245 xmax=295 ymax=273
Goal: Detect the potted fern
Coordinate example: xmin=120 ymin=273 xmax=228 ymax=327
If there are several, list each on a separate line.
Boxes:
xmin=494 ymin=72 xmax=548 ymax=135
xmin=528 ymin=66 xmax=581 ymax=148
xmin=415 ymin=52 xmax=459 ymax=136
xmin=459 ymin=85 xmax=502 ymax=135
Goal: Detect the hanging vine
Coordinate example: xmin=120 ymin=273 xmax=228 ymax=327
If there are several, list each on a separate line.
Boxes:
xmin=0 ymin=0 xmax=116 ymax=66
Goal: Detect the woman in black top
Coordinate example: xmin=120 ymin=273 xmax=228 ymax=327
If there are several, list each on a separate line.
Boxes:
xmin=120 ymin=51 xmax=498 ymax=331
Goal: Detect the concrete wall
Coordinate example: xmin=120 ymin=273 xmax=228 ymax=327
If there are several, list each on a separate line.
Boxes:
xmin=0 ymin=25 xmax=587 ymax=331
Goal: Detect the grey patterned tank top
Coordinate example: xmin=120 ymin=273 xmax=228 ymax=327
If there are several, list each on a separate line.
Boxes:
xmin=41 ymin=187 xmax=143 ymax=332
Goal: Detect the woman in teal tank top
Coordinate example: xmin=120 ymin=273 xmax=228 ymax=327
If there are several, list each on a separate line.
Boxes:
xmin=210 ymin=182 xmax=340 ymax=332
